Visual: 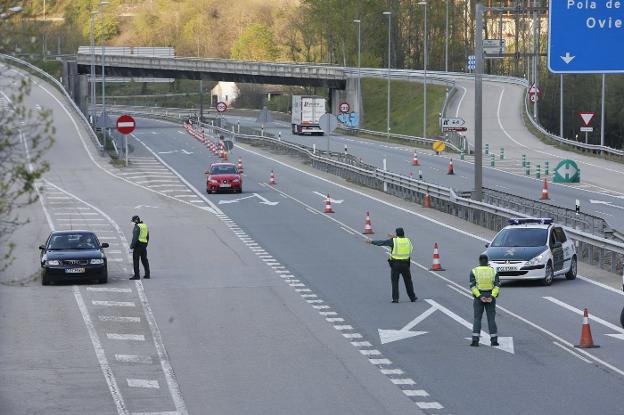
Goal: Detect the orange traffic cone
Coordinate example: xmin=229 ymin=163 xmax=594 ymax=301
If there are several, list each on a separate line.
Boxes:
xmin=540 ymin=178 xmax=549 ymax=200
xmin=447 ymin=158 xmax=455 ymax=175
xmin=575 ymin=308 xmax=600 ymax=348
xmin=429 ymin=242 xmax=445 ymax=271
xmin=412 ymin=151 xmax=420 ymax=166
xmin=363 ymin=211 xmax=374 ymax=235
xmin=270 ymin=170 xmax=276 ymax=185
xmin=424 ymin=191 xmax=431 ymax=208
xmin=324 ymin=194 xmax=334 ymax=213
xmin=237 ymin=158 xmax=244 ymax=173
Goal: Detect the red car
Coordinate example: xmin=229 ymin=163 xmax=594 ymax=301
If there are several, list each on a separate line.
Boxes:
xmin=206 ymin=163 xmax=242 ymax=193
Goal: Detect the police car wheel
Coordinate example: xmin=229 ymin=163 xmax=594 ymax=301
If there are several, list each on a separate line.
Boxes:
xmin=542 ymin=262 xmax=554 ymax=286
xmin=565 ymin=256 xmax=577 ymax=280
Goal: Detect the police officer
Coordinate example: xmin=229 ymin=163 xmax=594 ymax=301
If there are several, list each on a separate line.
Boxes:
xmin=470 ymin=254 xmax=500 ymax=347
xmin=367 ymin=228 xmax=417 ymax=303
xmin=129 ymin=215 xmax=150 ymax=280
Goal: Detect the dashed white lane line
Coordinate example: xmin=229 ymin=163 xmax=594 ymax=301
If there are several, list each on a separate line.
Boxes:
xmin=99 ymin=316 xmax=141 ymax=323
xmin=391 ymin=378 xmax=416 ymax=385
xmin=116 ymin=354 xmax=153 ymax=364
xmin=403 ymin=390 xmax=430 ymax=397
xmin=107 ymin=333 xmax=146 ymax=341
xmin=369 ymin=358 xmax=392 ymax=365
xmin=92 ymin=300 xmax=136 ymax=307
xmin=131 ymin=411 xmax=180 ymax=415
xmin=343 ymin=333 xmax=364 ymax=339
xmin=87 ymin=287 xmax=132 ymax=293
xmin=381 ymin=368 xmax=404 ymax=375
xmin=415 ymin=402 xmax=444 ymax=410
xmin=73 ymin=287 xmax=128 ymax=414
xmin=127 ymin=379 xmax=160 ymax=389
xmin=333 ymin=325 xmax=354 ymax=330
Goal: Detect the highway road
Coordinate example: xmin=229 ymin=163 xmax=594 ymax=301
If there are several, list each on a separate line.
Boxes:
xmin=222 ymin=106 xmax=624 ymax=233
xmin=2 ymin=64 xmax=624 ymax=415
xmin=128 ymin=116 xmax=624 ymax=415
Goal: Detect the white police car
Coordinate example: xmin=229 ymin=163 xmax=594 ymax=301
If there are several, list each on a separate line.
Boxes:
xmin=484 ymin=218 xmax=577 ymax=286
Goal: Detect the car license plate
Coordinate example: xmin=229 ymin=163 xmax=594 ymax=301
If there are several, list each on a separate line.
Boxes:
xmin=220 ymin=184 xmax=231 ymax=188
xmin=498 ymin=266 xmax=518 ymax=272
xmin=65 ymin=268 xmax=85 ymax=274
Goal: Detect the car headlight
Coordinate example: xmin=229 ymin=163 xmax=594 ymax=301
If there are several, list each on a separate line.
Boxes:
xmin=46 ymin=260 xmax=60 ymax=266
xmin=232 ymin=179 xmax=240 ymax=183
xmin=526 ymin=251 xmax=548 ymax=266
xmin=209 ymin=179 xmax=219 ymax=184
xmin=90 ymin=258 xmax=104 ymax=265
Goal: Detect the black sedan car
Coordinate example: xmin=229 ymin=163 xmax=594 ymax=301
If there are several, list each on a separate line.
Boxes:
xmin=39 ymin=231 xmax=109 ymax=285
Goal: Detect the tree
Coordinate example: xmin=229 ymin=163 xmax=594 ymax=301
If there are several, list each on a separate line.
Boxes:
xmin=0 ymin=74 xmax=54 ymax=269
xmin=231 ymin=23 xmax=279 ymax=61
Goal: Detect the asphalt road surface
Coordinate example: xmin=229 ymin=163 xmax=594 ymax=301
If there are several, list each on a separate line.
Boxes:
xmin=2 ymin=64 xmax=624 ymax=415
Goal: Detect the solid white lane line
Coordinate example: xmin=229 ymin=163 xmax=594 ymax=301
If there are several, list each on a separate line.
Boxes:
xmin=543 ymin=296 xmax=624 ymax=335
xmin=107 ymin=333 xmax=146 ymax=341
xmin=134 ymin=281 xmax=189 ymax=415
xmin=552 ymin=342 xmax=592 ymax=364
xmin=92 ymin=301 xmax=136 ymax=307
xmin=99 ymin=316 xmax=141 ymax=323
xmin=87 ymin=287 xmax=132 ymax=293
xmin=340 ymin=226 xmax=355 ymax=235
xmin=115 ymin=354 xmax=153 ymax=364
xmin=73 ymin=287 xmax=128 ymax=415
xmin=127 ymin=379 xmax=160 ymax=389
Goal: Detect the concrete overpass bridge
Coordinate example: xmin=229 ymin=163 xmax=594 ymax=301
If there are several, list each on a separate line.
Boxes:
xmin=65 ymin=53 xmax=357 ymax=115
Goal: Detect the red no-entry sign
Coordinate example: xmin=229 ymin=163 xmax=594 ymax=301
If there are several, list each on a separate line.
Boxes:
xmin=116 ymin=114 xmax=136 ymax=135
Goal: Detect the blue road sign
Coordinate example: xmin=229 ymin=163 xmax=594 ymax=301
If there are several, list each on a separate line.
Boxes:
xmin=468 ymin=55 xmax=476 ymax=71
xmin=549 ymin=1 xmax=624 ymax=73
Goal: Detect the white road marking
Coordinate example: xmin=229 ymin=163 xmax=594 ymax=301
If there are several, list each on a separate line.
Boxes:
xmin=415 ymin=401 xmax=443 ymax=409
xmin=326 ymin=317 xmax=344 ymax=322
xmin=381 ymin=368 xmax=404 ymax=375
xmin=343 ymin=333 xmax=363 ymax=339
xmin=107 ymin=333 xmax=145 ymax=341
xmin=99 ymin=316 xmax=141 ymax=323
xmin=333 ymin=325 xmax=353 ymax=330
xmin=92 ymin=301 xmax=136 ymax=307
xmin=391 ymin=378 xmax=416 ymax=385
xmin=360 ymin=349 xmax=382 ymax=356
xmin=403 ymin=389 xmax=429 ymax=397
xmin=455 ymin=85 xmax=468 ymax=118
xmin=340 ymin=226 xmax=355 ymax=235
xmin=318 ymin=311 xmax=336 ymax=315
xmin=552 ymin=342 xmax=592 ymax=364
xmin=127 ymin=379 xmax=160 ymax=389
xmin=115 ymin=354 xmax=153 ymax=364
xmin=131 ymin=412 xmax=180 ymax=415
xmin=87 ymin=287 xmax=132 ymax=293
xmin=543 ymin=296 xmax=624 ymax=339
xmin=73 ymin=287 xmax=128 ymax=415
xmin=369 ymin=358 xmax=392 ymax=365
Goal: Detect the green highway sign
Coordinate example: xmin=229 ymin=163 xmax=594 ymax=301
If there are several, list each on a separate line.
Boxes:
xmin=552 ymin=159 xmax=580 ymax=183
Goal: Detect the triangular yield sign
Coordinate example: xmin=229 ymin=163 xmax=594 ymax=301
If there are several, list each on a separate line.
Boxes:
xmin=579 ymin=112 xmax=595 ymax=126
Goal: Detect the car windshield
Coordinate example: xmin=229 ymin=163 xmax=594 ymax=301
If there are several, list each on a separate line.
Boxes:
xmin=490 ymin=228 xmax=547 ymax=248
xmin=210 ymin=165 xmax=237 ymax=175
xmin=48 ymin=233 xmax=98 ymax=250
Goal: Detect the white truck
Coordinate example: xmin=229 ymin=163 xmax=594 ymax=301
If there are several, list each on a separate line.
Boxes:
xmin=291 ymin=95 xmax=326 ymax=135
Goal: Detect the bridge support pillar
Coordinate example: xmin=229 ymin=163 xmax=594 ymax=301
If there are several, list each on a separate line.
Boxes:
xmin=62 ymin=59 xmax=88 ymax=115
xmin=330 ymin=78 xmax=362 ymax=126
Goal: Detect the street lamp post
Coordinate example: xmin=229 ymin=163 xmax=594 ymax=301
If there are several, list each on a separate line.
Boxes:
xmin=89 ymin=11 xmax=99 ymax=120
xmin=383 ymin=11 xmax=391 ymax=146
xmin=99 ymin=2 xmax=110 ymax=140
xmin=418 ymin=1 xmax=428 ymax=139
xmin=353 ymin=19 xmax=361 ymax=118
xmin=445 ymin=0 xmax=448 ymax=72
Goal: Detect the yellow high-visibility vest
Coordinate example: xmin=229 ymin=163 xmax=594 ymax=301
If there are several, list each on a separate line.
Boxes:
xmin=137 ymin=223 xmax=149 ymax=243
xmin=391 ymin=237 xmax=413 ymax=260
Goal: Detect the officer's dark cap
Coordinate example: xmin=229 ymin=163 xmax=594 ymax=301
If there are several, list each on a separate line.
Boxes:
xmin=131 ymin=215 xmax=140 ymax=223
xmin=479 ymin=254 xmax=489 ymax=265
xmin=395 ymin=228 xmax=405 ymax=237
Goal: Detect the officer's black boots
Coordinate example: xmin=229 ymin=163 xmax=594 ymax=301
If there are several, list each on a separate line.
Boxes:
xmin=491 ymin=337 xmax=499 ymax=347
xmin=470 ymin=337 xmax=479 ymax=347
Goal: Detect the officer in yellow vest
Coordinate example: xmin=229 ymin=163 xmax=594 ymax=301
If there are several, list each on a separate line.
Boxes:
xmin=130 ymin=215 xmax=151 ymax=280
xmin=367 ymin=228 xmax=417 ymax=303
xmin=470 ymin=254 xmax=500 ymax=346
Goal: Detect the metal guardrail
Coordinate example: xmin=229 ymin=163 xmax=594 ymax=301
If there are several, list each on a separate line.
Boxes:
xmin=339 ymin=127 xmax=462 ymax=152
xmin=523 ymin=95 xmax=624 ymax=157
xmin=112 ymin=105 xmax=624 ymax=273
xmin=0 ymin=53 xmax=104 ymax=150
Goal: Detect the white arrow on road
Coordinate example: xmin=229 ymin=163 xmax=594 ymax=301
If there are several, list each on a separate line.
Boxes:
xmin=543 ymin=296 xmax=624 ymax=340
xmin=560 ymin=52 xmax=575 ymax=64
xmin=589 ymin=200 xmax=624 ymax=211
xmin=218 ymin=193 xmax=279 ymax=206
xmin=313 ymin=191 xmax=343 ymax=204
xmin=378 ymin=299 xmax=514 ymax=354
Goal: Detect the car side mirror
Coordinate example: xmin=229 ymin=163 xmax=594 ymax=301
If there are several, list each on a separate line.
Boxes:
xmin=38 ymin=244 xmax=46 ymax=250
xmin=485 ymin=243 xmax=489 ymax=248
xmin=101 ymin=243 xmax=109 ymax=248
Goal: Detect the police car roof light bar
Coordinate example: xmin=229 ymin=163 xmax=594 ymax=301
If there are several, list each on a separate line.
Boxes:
xmin=508 ymin=218 xmax=553 ymax=225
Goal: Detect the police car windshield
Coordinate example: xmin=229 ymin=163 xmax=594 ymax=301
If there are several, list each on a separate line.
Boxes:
xmin=210 ymin=165 xmax=237 ymax=175
xmin=490 ymin=228 xmax=547 ymax=248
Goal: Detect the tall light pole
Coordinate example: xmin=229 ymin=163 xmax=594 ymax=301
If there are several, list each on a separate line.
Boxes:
xmin=99 ymin=2 xmax=110 ymax=139
xmin=353 ymin=19 xmax=361 ymax=118
xmin=89 ymin=11 xmax=99 ymax=120
xmin=445 ymin=0 xmax=448 ymax=72
xmin=418 ymin=1 xmax=428 ymax=138
xmin=383 ymin=11 xmax=391 ymax=146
